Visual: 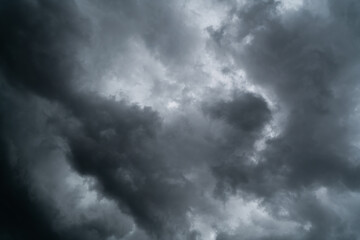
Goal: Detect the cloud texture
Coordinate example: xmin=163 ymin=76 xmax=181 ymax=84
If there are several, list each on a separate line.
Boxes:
xmin=2 ymin=0 xmax=360 ymax=239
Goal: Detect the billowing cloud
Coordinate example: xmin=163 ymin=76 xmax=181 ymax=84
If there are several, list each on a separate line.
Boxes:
xmin=208 ymin=0 xmax=360 ymax=239
xmin=1 ymin=0 xmax=360 ymax=240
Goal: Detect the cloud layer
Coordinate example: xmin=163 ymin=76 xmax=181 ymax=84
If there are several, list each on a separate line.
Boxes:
xmin=1 ymin=0 xmax=360 ymax=239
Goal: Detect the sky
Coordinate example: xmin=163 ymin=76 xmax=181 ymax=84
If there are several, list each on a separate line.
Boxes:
xmin=1 ymin=0 xmax=360 ymax=239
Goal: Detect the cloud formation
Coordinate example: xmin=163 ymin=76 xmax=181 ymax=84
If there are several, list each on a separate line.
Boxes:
xmin=1 ymin=0 xmax=360 ymax=240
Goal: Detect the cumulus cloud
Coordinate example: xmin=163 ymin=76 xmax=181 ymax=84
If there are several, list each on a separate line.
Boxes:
xmin=1 ymin=0 xmax=360 ymax=240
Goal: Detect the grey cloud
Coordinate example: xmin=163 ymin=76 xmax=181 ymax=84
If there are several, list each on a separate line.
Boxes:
xmin=78 ymin=0 xmax=201 ymax=83
xmin=207 ymin=0 xmax=360 ymax=238
xmin=210 ymin=0 xmax=360 ymax=193
xmin=3 ymin=0 xmax=360 ymax=239
xmin=0 ymin=0 xmax=204 ymax=239
xmin=203 ymin=92 xmax=271 ymax=132
xmin=0 ymin=78 xmax=140 ymax=240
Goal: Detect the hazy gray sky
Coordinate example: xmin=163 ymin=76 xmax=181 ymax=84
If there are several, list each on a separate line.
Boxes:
xmin=1 ymin=0 xmax=360 ymax=239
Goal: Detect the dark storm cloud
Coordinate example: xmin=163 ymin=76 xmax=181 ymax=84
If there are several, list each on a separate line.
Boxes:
xmin=0 ymin=1 xmax=83 ymax=238
xmin=202 ymin=91 xmax=272 ymax=198
xmin=63 ymin=95 xmax=199 ymax=239
xmin=204 ymin=92 xmax=271 ymax=132
xmin=0 ymin=0 xmax=86 ymax=101
xmin=0 ymin=79 xmax=63 ymax=239
xmin=0 ymin=0 xmax=198 ymax=239
xmin=208 ymin=0 xmax=360 ymax=238
xmin=0 ymin=78 xmax=139 ymax=240
xmin=210 ymin=0 xmax=360 ymax=194
xmin=0 ymin=132 xmax=59 ymax=240
xmin=3 ymin=0 xmax=360 ymax=239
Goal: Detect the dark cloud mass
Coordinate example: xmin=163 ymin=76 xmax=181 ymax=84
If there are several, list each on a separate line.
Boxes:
xmin=204 ymin=92 xmax=271 ymax=132
xmin=2 ymin=0 xmax=360 ymax=239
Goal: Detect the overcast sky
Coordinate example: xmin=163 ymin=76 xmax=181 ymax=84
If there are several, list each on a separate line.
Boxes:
xmin=1 ymin=0 xmax=360 ymax=239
